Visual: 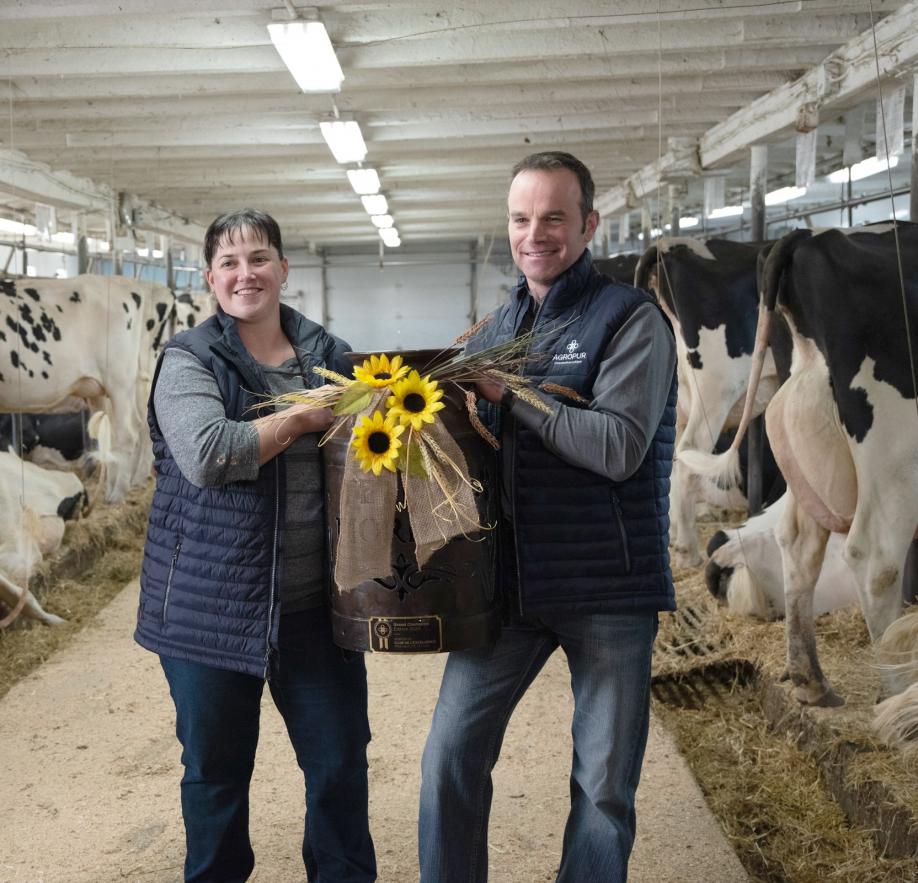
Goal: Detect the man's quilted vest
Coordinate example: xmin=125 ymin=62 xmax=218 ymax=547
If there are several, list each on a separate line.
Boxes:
xmin=472 ymin=251 xmax=677 ymax=614
xmin=134 ymin=305 xmax=346 ymax=678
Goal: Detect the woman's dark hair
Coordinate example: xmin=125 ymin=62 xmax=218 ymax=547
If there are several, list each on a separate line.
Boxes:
xmin=203 ymin=209 xmax=284 ymax=267
xmin=510 ymin=151 xmax=595 ymax=229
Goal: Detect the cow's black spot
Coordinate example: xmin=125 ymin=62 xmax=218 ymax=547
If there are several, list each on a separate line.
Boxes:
xmin=688 ymin=350 xmax=702 ymax=370
xmin=70 ymin=290 xmax=81 ymax=302
xmin=41 ymin=370 xmax=48 ymax=379
xmin=23 ymin=287 xmax=40 ymax=302
xmin=187 ymin=314 xmax=196 ymax=328
xmin=155 ymin=302 xmax=168 ymax=320
xmin=42 ymin=351 xmax=52 ymax=366
xmin=5 ymin=316 xmax=16 ymax=333
xmin=146 ymin=319 xmax=155 ymax=331
xmin=17 ymin=302 xmax=34 ymax=325
xmin=32 ymin=324 xmax=45 ymax=342
xmin=0 ymin=279 xmax=15 ymax=297
xmin=122 ymin=301 xmax=129 ymax=313
xmin=28 ymin=369 xmax=33 ymax=378
xmin=29 ymin=341 xmax=38 ymax=353
xmin=0 ymin=329 xmax=5 ymax=341
xmin=10 ymin=351 xmax=18 ymax=368
xmin=131 ymin=291 xmax=142 ymax=309
xmin=126 ymin=318 xmax=132 ymax=330
xmin=55 ymin=304 xmax=63 ymax=312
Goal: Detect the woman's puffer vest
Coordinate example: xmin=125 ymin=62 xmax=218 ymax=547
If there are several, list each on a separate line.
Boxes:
xmin=135 ymin=305 xmax=347 ymax=677
xmin=472 ymin=251 xmax=677 ymax=614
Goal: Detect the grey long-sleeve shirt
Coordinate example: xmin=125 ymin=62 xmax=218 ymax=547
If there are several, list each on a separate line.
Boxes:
xmin=502 ymin=300 xmax=676 ymax=491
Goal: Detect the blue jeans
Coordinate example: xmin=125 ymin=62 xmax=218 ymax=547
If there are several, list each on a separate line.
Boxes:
xmin=160 ymin=607 xmax=376 ymax=883
xmin=418 ymin=611 xmax=658 ymax=883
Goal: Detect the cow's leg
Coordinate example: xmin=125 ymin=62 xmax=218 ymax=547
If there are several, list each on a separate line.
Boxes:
xmin=102 ymin=387 xmax=141 ymax=502
xmin=0 ymin=571 xmax=65 ymax=626
xmin=670 ymin=460 xmax=703 ymax=568
xmin=843 ymin=489 xmax=915 ymax=654
xmin=774 ymin=491 xmax=840 ymax=706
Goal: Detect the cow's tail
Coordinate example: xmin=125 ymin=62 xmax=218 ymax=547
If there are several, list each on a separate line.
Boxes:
xmin=83 ymin=410 xmax=113 ymax=514
xmin=678 ymin=229 xmax=811 ymax=491
xmin=633 ymin=245 xmax=659 ymax=290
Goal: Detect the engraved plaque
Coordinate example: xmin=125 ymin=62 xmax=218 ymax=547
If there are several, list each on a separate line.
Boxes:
xmin=369 ymin=615 xmax=443 ymax=653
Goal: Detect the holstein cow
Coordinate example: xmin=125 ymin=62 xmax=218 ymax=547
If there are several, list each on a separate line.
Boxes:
xmin=705 ymin=492 xmax=859 ymax=620
xmin=0 ymin=410 xmax=92 ymax=470
xmin=0 ymin=449 xmax=87 ymax=627
xmin=594 ymin=253 xmax=640 ymax=284
xmin=0 ymin=275 xmax=177 ymax=501
xmin=634 ymin=238 xmax=789 ymax=567
xmin=681 ymin=223 xmax=918 ymax=724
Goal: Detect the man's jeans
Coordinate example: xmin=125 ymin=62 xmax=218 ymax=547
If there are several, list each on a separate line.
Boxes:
xmin=418 ymin=611 xmax=658 ymax=883
xmin=160 ymin=607 xmax=376 ymax=883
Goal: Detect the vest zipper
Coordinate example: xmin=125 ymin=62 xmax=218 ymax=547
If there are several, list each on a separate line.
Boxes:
xmin=162 ymin=540 xmax=182 ymax=624
xmin=510 ymin=294 xmax=546 ymax=617
xmin=611 ymin=492 xmax=631 ymax=573
xmin=265 ymin=459 xmax=280 ymax=680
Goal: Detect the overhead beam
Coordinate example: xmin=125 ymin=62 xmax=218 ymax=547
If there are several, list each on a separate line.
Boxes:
xmin=596 ymin=0 xmax=918 ymax=214
xmin=0 ymin=147 xmax=205 ymax=246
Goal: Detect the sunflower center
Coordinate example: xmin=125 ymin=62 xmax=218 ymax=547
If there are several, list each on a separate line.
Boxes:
xmin=367 ymin=431 xmax=391 ymax=454
xmin=373 ymin=372 xmax=391 ymax=380
xmin=404 ymin=392 xmax=427 ymax=413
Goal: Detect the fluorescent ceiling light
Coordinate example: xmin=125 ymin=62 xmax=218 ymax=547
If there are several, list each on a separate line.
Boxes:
xmin=765 ymin=186 xmax=807 ymax=206
xmin=267 ymin=21 xmax=344 ymax=93
xmin=346 ymin=168 xmax=380 ymax=195
xmin=379 ymin=227 xmax=401 ymax=247
xmin=707 ymin=205 xmax=744 ymax=219
xmin=371 ymin=214 xmax=394 ymax=229
xmin=361 ymin=194 xmax=388 ymax=215
xmin=320 ymin=120 xmax=367 ymax=164
xmin=827 ymin=154 xmax=900 ymax=184
xmin=0 ymin=218 xmax=37 ymax=236
xmin=678 ymin=216 xmax=699 ymax=229
xmin=52 ymin=231 xmax=75 ymax=245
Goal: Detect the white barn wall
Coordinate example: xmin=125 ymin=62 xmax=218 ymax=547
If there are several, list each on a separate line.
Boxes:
xmin=285 ymin=243 xmax=519 ymax=354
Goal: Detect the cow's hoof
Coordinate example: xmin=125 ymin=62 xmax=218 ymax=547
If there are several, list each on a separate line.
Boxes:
xmin=793 ymin=683 xmax=845 ymax=707
xmin=673 ymin=550 xmax=704 ymax=569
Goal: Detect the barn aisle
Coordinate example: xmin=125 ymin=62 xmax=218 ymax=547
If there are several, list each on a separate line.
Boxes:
xmin=0 ymin=580 xmax=747 ymax=883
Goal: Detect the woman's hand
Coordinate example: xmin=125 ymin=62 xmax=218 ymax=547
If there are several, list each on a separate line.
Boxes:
xmin=475 ymin=378 xmax=505 ymax=404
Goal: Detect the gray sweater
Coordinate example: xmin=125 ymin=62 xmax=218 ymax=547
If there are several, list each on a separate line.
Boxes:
xmin=154 ymin=348 xmax=325 ymax=613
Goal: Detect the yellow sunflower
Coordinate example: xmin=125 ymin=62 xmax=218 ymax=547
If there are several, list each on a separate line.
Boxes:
xmin=352 ymin=353 xmax=410 ymax=388
xmin=351 ymin=410 xmax=405 ymax=475
xmin=386 ymin=370 xmax=445 ymax=431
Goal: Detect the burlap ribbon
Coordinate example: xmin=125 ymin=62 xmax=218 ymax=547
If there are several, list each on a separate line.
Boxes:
xmin=334 ymin=405 xmax=482 ymax=591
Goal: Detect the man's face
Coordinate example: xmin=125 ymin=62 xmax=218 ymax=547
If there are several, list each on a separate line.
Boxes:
xmin=507 ymin=167 xmax=599 ymax=300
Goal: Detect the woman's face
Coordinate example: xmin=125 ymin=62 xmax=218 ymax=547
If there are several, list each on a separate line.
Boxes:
xmin=205 ymin=226 xmax=288 ymax=324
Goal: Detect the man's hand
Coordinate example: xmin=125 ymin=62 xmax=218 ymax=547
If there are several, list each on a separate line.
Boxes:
xmin=475 ymin=378 xmax=506 ymax=404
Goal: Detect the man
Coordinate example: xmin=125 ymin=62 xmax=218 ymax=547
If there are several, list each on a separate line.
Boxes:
xmin=418 ymin=152 xmax=678 ymax=882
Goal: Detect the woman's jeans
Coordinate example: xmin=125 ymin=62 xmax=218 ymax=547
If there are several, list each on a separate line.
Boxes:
xmin=160 ymin=607 xmax=376 ymax=883
xmin=418 ymin=611 xmax=658 ymax=883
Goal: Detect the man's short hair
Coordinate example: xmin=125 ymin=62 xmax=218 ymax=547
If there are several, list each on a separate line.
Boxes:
xmin=204 ymin=209 xmax=284 ymax=267
xmin=510 ymin=152 xmax=595 ymax=226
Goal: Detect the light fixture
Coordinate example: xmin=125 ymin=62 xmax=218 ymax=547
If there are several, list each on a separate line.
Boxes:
xmin=361 ymin=194 xmax=388 ymax=215
xmin=707 ymin=205 xmax=744 ymax=219
xmin=371 ymin=214 xmax=394 ymax=229
xmin=827 ymin=154 xmax=900 ymax=184
xmin=267 ymin=21 xmax=344 ymax=93
xmin=678 ymin=216 xmax=699 ymax=229
xmin=379 ymin=227 xmax=400 ymax=247
xmin=346 ymin=168 xmax=381 ymax=195
xmin=51 ymin=231 xmax=75 ymax=245
xmin=320 ymin=120 xmax=367 ymax=163
xmin=765 ymin=185 xmax=807 ymax=206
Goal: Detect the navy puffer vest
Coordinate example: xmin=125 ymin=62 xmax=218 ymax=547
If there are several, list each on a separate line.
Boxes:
xmin=471 ymin=250 xmax=677 ymax=614
xmin=135 ymin=305 xmax=349 ymax=678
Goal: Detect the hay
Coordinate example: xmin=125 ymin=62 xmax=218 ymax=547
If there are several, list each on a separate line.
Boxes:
xmin=0 ymin=483 xmax=151 ymax=700
xmin=655 ymin=508 xmax=918 ymax=880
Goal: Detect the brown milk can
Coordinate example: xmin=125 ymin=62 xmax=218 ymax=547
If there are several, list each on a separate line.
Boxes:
xmin=324 ymin=349 xmax=500 ymax=653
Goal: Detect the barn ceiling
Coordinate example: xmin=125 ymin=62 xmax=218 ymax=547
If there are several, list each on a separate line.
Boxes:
xmin=0 ymin=0 xmax=915 ymax=256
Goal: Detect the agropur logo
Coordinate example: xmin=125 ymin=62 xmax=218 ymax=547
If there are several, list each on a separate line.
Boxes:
xmin=554 ymin=338 xmax=587 ymax=363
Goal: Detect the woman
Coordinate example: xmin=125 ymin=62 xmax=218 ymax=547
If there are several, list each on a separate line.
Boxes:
xmin=135 ymin=209 xmax=376 ymax=882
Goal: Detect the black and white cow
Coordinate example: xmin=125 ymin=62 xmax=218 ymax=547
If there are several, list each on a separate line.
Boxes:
xmin=682 ymin=223 xmax=918 ymax=726
xmin=0 ymin=411 xmax=91 ymax=466
xmin=0 ymin=275 xmax=178 ymax=501
xmin=634 ymin=238 xmax=789 ymax=567
xmin=594 ymin=253 xmax=640 ymax=284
